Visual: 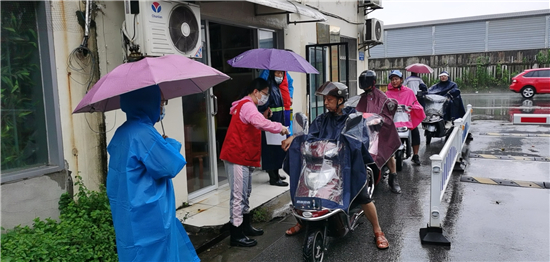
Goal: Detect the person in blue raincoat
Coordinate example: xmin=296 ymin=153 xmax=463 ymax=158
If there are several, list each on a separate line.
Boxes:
xmin=106 ymin=85 xmax=200 ymax=262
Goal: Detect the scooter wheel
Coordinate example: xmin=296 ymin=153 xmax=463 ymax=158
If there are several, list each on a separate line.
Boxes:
xmin=303 ymin=228 xmax=324 ymax=262
xmin=395 ymin=151 xmax=403 ymax=172
xmin=426 ymin=133 xmax=432 ymax=145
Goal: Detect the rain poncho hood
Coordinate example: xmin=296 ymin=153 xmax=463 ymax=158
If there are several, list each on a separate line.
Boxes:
xmin=386 ymin=84 xmax=426 ymax=129
xmin=284 ymin=107 xmax=373 ymax=211
xmin=355 ymin=88 xmax=401 ymax=168
xmin=107 ymin=85 xmax=199 ymax=262
xmin=428 ymin=79 xmax=466 ymax=120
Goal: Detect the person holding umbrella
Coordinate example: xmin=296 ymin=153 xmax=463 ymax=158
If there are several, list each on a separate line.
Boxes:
xmin=220 ymin=78 xmax=290 ymax=247
xmin=106 ymin=85 xmax=200 ymax=262
xmin=73 ymin=55 xmax=231 ymax=262
xmin=405 ymin=63 xmax=433 ymax=107
xmin=258 ymin=70 xmax=292 ymax=186
xmin=226 ymin=48 xmax=319 ymax=187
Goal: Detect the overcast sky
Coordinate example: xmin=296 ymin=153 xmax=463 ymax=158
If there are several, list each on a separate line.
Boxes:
xmin=371 ymin=0 xmax=550 ymax=25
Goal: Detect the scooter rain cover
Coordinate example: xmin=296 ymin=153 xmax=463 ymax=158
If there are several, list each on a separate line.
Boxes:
xmin=423 ymin=94 xmax=447 ymax=121
xmin=284 ymin=108 xmax=374 ymax=212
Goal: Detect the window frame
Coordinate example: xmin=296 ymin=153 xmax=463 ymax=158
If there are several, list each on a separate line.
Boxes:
xmin=1 ymin=2 xmax=64 ymax=183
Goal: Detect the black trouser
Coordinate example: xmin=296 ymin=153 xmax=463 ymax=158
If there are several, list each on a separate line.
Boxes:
xmin=412 ymin=127 xmax=420 ymax=147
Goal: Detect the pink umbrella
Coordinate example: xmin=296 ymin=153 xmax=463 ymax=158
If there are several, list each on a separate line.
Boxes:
xmin=405 ymin=63 xmax=433 ymax=74
xmin=73 ymin=55 xmax=230 ymax=113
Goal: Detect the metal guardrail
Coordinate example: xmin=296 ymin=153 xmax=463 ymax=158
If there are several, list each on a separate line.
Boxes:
xmin=420 ymin=104 xmax=473 ymax=246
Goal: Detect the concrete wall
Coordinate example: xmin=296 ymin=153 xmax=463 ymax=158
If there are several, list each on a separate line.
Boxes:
xmin=368 ymin=49 xmax=550 ymax=85
xmin=1 ymin=171 xmax=68 ymax=230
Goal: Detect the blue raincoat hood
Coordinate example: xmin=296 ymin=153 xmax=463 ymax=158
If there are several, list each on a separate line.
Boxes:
xmin=120 ymin=84 xmax=161 ymax=124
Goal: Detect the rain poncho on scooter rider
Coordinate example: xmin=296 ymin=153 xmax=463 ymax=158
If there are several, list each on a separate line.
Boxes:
xmin=106 ymin=85 xmax=199 ymax=262
xmin=386 ymin=70 xmax=426 ymax=129
xmin=354 ymin=70 xmax=401 ymax=169
xmin=283 ymin=82 xmax=374 ymax=211
xmin=428 ymin=71 xmax=466 ymax=121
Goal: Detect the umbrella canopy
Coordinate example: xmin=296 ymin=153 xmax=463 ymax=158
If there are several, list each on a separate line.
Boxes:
xmin=405 ymin=63 xmax=434 ymax=74
xmin=73 ymin=55 xmax=230 ymax=113
xmin=227 ymin=48 xmax=319 ymax=74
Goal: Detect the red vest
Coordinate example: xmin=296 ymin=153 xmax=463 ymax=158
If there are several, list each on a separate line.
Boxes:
xmin=220 ymin=100 xmax=262 ymax=167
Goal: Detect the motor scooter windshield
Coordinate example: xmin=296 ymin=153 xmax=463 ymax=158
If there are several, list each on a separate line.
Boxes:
xmin=362 ymin=113 xmax=383 ymax=162
xmin=393 ymin=105 xmax=411 ymax=126
xmin=424 ymin=94 xmax=447 ymax=118
xmin=295 ymin=140 xmax=343 ymax=207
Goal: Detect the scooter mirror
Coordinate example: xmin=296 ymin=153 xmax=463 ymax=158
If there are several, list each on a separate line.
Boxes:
xmin=293 ymin=112 xmax=309 ymax=135
xmin=342 ymin=112 xmax=362 ymax=134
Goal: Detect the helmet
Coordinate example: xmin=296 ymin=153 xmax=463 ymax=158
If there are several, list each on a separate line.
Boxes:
xmin=389 ymin=70 xmax=403 ymax=79
xmin=316 ymin=81 xmax=348 ymax=100
xmin=359 ymin=70 xmax=377 ymax=90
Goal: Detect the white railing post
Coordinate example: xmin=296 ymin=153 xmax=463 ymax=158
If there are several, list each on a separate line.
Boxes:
xmin=428 ymin=155 xmax=443 ymax=228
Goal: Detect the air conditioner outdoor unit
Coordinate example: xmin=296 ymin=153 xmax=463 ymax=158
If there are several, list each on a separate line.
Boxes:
xmin=359 ymin=0 xmax=382 ymax=9
xmin=364 ymin=18 xmax=384 ymax=43
xmin=123 ymin=0 xmax=202 ymax=58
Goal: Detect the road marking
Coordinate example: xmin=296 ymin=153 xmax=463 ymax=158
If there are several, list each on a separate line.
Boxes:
xmin=479 ymin=132 xmax=550 ymax=137
xmin=461 ymin=176 xmax=549 ymax=189
xmin=470 ymin=153 xmax=550 ymax=162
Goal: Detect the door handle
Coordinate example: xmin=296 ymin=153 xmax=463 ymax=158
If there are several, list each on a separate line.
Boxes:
xmin=211 ymin=95 xmax=218 ymax=116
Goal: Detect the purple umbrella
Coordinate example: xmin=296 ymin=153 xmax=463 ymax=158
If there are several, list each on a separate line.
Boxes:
xmin=405 ymin=63 xmax=434 ymax=74
xmin=73 ymin=55 xmax=230 ymax=113
xmin=227 ymin=48 xmax=319 ymax=74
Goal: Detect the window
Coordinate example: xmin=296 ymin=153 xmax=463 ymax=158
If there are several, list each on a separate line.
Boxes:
xmin=339 ymin=37 xmax=357 ymax=96
xmin=1 ymin=2 xmax=63 ymax=182
xmin=524 ymin=71 xmax=536 ymax=77
xmin=536 ymin=70 xmax=550 ymax=78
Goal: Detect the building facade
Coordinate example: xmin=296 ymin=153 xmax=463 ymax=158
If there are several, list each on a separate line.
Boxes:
xmin=1 ymin=0 xmax=378 ymax=229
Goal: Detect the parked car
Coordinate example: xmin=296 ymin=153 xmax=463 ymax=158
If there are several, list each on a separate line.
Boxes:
xmin=509 ymin=68 xmax=550 ymax=98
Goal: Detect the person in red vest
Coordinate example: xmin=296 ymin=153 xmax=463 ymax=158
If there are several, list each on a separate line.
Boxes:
xmin=220 ymin=78 xmax=290 ymax=247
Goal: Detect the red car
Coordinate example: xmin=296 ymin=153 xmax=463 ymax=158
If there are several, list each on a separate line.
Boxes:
xmin=509 ymin=68 xmax=550 ymax=98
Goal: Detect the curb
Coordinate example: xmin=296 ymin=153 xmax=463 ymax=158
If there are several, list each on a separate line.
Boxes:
xmin=184 ymin=191 xmax=291 ymax=254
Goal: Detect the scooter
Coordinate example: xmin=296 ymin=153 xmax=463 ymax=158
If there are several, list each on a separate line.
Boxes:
xmin=288 ymin=112 xmax=377 ymax=262
xmin=393 ymin=105 xmax=412 ymax=171
xmin=421 ymin=94 xmax=453 ymax=145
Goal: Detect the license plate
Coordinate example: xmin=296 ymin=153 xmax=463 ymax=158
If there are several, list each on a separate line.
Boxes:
xmin=294 ymin=197 xmax=322 ymax=210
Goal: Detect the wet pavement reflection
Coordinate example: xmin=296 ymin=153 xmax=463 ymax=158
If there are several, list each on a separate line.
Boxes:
xmin=463 ymin=92 xmax=550 ymax=120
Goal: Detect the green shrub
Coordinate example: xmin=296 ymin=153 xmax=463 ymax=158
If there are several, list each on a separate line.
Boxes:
xmin=1 ymin=176 xmax=118 ymax=261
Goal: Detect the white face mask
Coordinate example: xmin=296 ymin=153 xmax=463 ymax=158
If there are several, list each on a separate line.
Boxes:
xmin=159 ymin=106 xmax=166 ymax=121
xmin=257 ymin=93 xmax=269 ymax=106
xmin=274 ymin=76 xmax=283 ymax=84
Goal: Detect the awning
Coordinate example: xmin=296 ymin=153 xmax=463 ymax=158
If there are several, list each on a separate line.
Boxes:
xmin=247 ymin=0 xmax=327 ymax=24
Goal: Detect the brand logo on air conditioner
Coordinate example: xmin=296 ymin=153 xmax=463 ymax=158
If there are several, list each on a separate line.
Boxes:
xmin=151 ymin=2 xmax=161 ymax=13
xmin=151 ymin=2 xmax=163 ymax=18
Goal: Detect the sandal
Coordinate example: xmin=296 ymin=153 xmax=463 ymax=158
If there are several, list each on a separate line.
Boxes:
xmin=374 ymin=231 xmax=389 ymax=249
xmin=285 ymin=223 xmax=303 ymax=236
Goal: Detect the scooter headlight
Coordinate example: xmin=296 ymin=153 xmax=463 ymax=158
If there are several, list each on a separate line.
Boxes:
xmin=397 ymin=127 xmax=408 ymax=132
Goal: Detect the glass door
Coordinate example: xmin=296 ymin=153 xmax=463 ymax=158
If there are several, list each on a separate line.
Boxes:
xmin=184 ymin=21 xmax=216 ymax=196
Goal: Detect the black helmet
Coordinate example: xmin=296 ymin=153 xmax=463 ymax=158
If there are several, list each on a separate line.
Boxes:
xmin=359 ymin=70 xmax=377 ymax=90
xmin=316 ymin=81 xmax=348 ymax=100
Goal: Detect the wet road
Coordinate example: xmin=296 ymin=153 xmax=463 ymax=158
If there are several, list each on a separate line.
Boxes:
xmin=200 ymin=93 xmax=550 ymax=262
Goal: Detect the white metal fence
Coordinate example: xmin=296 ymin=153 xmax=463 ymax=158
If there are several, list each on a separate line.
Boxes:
xmin=420 ymin=104 xmax=472 ymax=246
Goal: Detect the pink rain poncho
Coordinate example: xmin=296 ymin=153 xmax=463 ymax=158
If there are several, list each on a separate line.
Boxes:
xmin=386 ymin=84 xmax=426 ymax=129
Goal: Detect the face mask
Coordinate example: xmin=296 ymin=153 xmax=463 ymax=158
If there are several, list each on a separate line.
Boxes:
xmin=257 ymin=93 xmax=269 ymax=106
xmin=159 ymin=106 xmax=166 ymax=121
xmin=274 ymin=76 xmax=283 ymax=84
